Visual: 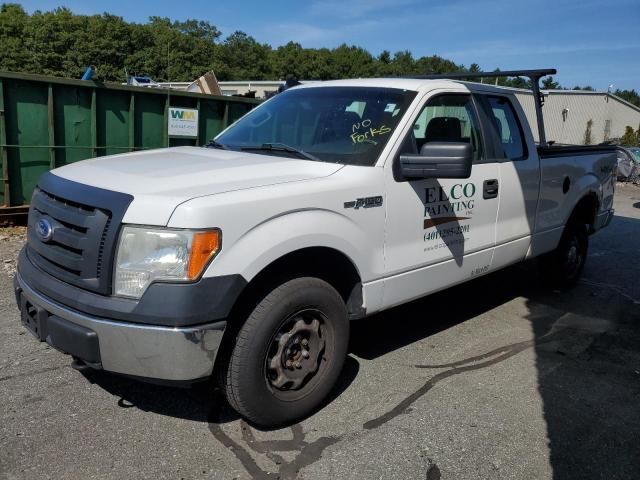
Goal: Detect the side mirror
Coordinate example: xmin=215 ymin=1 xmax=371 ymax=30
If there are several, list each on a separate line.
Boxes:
xmin=399 ymin=142 xmax=473 ymax=179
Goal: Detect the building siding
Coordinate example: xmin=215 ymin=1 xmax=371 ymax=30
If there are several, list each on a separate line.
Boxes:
xmin=513 ymin=90 xmax=640 ymax=145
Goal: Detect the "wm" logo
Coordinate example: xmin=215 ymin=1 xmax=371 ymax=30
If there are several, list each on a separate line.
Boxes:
xmin=171 ymin=110 xmax=195 ymax=120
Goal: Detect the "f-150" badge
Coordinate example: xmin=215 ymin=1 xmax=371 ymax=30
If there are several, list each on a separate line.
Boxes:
xmin=344 ymin=196 xmax=383 ymax=209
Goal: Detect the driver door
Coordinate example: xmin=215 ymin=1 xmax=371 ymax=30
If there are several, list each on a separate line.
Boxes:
xmin=381 ymin=92 xmax=500 ymax=309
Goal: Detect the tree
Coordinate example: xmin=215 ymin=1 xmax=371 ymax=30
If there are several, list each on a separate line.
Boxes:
xmin=542 ymin=76 xmax=561 ymax=89
xmin=375 ymin=50 xmax=393 ymax=76
xmin=468 ymin=63 xmax=481 ymax=73
xmin=269 ymin=42 xmax=335 ymax=80
xmin=620 ymin=126 xmax=638 ymax=147
xmin=130 ymin=17 xmax=220 ymax=82
xmin=0 ymin=4 xmax=30 ymax=72
xmin=329 ymin=44 xmax=376 ymax=78
xmin=22 ymin=7 xmax=80 ymax=77
xmin=419 ymin=55 xmax=458 ymax=74
xmin=216 ymin=31 xmax=272 ymax=80
xmin=614 ymin=89 xmax=640 ymax=107
xmin=389 ymin=50 xmax=416 ymax=76
xmin=504 ymin=77 xmax=531 ymax=89
xmin=583 ymin=119 xmax=593 ymax=145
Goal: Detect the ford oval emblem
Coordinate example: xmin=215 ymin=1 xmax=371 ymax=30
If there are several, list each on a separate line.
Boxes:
xmin=36 ymin=218 xmax=54 ymax=242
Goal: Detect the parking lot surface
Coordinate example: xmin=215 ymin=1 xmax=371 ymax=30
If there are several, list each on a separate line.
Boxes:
xmin=1 ymin=184 xmax=639 ymax=480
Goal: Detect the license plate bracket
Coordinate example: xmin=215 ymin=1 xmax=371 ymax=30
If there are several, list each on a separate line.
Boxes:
xmin=19 ymin=293 xmax=48 ymax=341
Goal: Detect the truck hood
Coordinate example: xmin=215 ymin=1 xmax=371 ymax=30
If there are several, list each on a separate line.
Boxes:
xmin=52 ymin=146 xmax=343 ymax=225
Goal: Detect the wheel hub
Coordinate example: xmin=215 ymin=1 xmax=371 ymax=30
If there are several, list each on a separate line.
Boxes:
xmin=267 ymin=312 xmax=326 ymax=391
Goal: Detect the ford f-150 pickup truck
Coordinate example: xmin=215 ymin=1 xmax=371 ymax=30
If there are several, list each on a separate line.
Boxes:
xmin=14 ymin=69 xmax=616 ymax=427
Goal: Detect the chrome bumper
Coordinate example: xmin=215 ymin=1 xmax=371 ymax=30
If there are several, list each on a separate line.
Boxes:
xmin=593 ymin=208 xmax=614 ymax=232
xmin=15 ymin=272 xmax=225 ymax=381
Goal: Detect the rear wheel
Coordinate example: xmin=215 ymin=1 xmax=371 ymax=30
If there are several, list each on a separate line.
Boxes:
xmin=221 ymin=277 xmax=349 ymax=428
xmin=540 ymin=220 xmax=588 ymax=290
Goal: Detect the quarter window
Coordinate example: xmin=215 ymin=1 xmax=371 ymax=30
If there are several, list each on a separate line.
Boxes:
xmin=486 ymin=96 xmax=526 ymax=161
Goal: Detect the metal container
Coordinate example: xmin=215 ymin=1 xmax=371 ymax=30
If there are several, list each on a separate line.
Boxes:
xmin=0 ymin=71 xmax=259 ymax=212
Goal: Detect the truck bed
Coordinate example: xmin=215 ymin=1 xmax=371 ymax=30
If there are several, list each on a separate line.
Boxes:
xmin=535 ymin=144 xmax=616 ymax=237
xmin=537 ymin=144 xmax=618 ymax=158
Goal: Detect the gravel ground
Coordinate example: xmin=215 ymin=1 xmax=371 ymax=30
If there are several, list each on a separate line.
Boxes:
xmin=1 ymin=185 xmax=639 ymax=480
xmin=0 ymin=227 xmax=25 ymax=278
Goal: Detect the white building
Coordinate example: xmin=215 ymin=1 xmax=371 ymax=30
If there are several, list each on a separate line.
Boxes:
xmin=219 ymin=81 xmax=294 ymax=98
xmin=512 ymin=89 xmax=640 ymax=145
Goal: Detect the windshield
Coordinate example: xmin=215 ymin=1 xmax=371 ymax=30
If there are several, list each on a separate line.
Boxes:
xmin=216 ymin=86 xmax=417 ymax=166
xmin=631 ymin=148 xmax=640 ymax=162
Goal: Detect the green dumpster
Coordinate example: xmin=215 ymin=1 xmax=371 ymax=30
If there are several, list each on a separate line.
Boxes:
xmin=0 ymin=70 xmax=259 ymax=212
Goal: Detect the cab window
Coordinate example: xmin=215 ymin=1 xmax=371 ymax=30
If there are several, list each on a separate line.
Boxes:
xmin=403 ymin=94 xmax=483 ymax=162
xmin=485 ymin=96 xmax=527 ymax=161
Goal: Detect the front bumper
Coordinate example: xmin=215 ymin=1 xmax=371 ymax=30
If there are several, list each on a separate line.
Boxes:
xmin=592 ymin=208 xmax=615 ymax=232
xmin=15 ymin=271 xmax=226 ymax=382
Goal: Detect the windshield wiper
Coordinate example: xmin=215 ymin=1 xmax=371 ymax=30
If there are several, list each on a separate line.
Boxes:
xmin=240 ymin=143 xmax=320 ymax=162
xmin=205 ymin=139 xmax=228 ymax=150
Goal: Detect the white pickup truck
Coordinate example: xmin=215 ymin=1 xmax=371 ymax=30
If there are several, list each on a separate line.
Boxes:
xmin=15 ymin=69 xmax=616 ymax=427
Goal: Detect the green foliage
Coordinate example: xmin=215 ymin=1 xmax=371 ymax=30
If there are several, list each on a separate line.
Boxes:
xmin=584 ymin=119 xmax=593 ymax=145
xmin=0 ymin=4 xmax=494 ymax=83
xmin=620 ymin=125 xmax=639 ymax=147
xmin=541 ymin=76 xmax=561 ymax=89
xmin=0 ymin=4 xmax=222 ymax=81
xmin=614 ymin=89 xmax=640 ymax=107
xmin=0 ymin=3 xmax=30 ymax=72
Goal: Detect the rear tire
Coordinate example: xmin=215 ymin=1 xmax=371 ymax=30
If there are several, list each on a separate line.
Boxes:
xmin=221 ymin=277 xmax=349 ymax=428
xmin=540 ymin=220 xmax=588 ymax=290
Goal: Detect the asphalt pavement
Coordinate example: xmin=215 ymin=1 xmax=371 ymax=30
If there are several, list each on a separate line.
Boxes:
xmin=1 ymin=184 xmax=639 ymax=480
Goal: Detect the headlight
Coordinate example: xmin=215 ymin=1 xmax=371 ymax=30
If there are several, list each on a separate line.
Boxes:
xmin=114 ymin=226 xmax=221 ymax=298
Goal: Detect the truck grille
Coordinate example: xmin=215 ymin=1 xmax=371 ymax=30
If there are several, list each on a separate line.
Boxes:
xmin=26 ymin=173 xmax=133 ymax=295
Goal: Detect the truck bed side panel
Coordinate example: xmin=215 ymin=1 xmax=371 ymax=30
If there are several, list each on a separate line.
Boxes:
xmin=530 ymin=146 xmax=616 ymax=256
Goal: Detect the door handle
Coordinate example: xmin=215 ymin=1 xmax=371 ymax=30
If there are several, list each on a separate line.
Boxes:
xmin=483 ymin=179 xmax=499 ymax=199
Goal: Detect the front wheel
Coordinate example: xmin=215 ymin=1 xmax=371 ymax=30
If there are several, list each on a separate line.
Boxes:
xmin=540 ymin=220 xmax=588 ymax=290
xmin=221 ymin=277 xmax=349 ymax=428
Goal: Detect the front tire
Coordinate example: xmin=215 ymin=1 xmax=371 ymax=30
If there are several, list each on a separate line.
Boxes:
xmin=540 ymin=220 xmax=588 ymax=290
xmin=222 ymin=277 xmax=349 ymax=428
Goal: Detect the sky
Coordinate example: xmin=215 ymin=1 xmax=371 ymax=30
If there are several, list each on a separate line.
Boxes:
xmin=17 ymin=0 xmax=640 ymax=91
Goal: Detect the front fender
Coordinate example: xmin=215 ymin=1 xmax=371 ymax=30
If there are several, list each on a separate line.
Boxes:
xmin=203 ymin=208 xmax=382 ymax=282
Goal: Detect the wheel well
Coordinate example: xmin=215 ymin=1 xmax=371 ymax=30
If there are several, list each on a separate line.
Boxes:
xmin=570 ymin=194 xmax=599 ymax=228
xmin=229 ymin=247 xmax=362 ymax=323
xmin=214 ymin=247 xmax=362 ymax=382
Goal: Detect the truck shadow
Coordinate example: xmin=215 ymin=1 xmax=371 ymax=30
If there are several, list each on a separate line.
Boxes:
xmin=350 ymin=262 xmax=533 ymax=360
xmin=80 ymin=354 xmax=360 ymax=425
xmin=525 ymin=214 xmax=640 ymax=480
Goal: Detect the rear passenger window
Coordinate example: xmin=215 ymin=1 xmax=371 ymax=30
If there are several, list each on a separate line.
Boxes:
xmin=486 ymin=96 xmax=526 ymax=160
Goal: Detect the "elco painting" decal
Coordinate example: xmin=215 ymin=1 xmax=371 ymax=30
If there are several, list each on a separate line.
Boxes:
xmin=423 ymin=182 xmax=477 ymax=243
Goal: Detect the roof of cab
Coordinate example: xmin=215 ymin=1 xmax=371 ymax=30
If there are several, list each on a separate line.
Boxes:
xmin=294 ymin=77 xmax=519 ymax=95
xmin=294 ymin=77 xmax=463 ymax=92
